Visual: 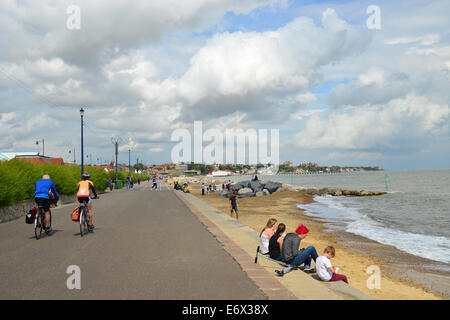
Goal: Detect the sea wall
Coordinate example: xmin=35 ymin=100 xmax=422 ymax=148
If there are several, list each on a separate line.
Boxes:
xmin=0 ymin=195 xmax=77 ymax=223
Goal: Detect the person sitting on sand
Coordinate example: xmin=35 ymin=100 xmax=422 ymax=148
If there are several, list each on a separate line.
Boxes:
xmin=276 ymin=224 xmax=318 ymax=276
xmin=316 ymin=246 xmax=348 ymax=284
xmin=269 ymin=223 xmax=286 ymax=261
xmin=229 ymin=191 xmax=239 ymax=220
xmin=260 ymin=218 xmax=278 ymax=255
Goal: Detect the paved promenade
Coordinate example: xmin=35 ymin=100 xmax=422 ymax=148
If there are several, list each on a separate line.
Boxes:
xmin=0 ymin=182 xmax=266 ymax=299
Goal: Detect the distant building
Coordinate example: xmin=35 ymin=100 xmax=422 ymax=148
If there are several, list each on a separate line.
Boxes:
xmin=283 ymin=161 xmax=293 ymax=167
xmin=0 ymin=151 xmax=39 ymax=161
xmin=175 ymin=163 xmax=188 ymax=170
xmin=211 ymin=170 xmax=231 ymax=177
xmin=0 ymin=152 xmax=64 ymax=165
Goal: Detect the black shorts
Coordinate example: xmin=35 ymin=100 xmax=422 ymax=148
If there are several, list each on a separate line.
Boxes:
xmin=35 ymin=198 xmax=50 ymax=211
xmin=78 ymin=197 xmax=91 ymax=204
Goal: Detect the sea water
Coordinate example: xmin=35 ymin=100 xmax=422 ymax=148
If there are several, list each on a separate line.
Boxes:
xmin=238 ymin=170 xmax=450 ymax=268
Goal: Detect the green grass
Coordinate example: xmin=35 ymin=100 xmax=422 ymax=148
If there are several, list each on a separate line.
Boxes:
xmin=0 ymin=160 xmax=148 ymax=208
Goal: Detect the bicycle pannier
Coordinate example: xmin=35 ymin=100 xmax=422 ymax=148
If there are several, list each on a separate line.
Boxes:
xmin=25 ymin=207 xmax=37 ymax=224
xmin=71 ymin=206 xmax=80 ymax=222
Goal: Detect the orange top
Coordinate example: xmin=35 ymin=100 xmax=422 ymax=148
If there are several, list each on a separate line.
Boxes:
xmin=77 ymin=180 xmax=94 ymax=197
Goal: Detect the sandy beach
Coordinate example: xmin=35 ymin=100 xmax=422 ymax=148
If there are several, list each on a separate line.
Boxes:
xmin=173 ymin=178 xmax=446 ymax=300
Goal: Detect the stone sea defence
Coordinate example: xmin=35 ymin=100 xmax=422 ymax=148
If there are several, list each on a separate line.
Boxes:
xmin=219 ymin=180 xmax=387 ymax=199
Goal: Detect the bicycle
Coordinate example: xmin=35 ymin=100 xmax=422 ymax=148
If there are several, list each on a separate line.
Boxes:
xmin=35 ymin=205 xmax=52 ymax=240
xmin=79 ymin=197 xmax=98 ymax=237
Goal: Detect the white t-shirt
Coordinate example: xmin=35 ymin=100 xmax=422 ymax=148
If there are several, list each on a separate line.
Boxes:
xmin=316 ymin=256 xmax=333 ymax=281
xmin=260 ymin=232 xmax=270 ymax=254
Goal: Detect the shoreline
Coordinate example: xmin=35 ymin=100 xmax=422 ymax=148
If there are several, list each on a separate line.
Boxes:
xmin=175 ymin=178 xmax=447 ymax=300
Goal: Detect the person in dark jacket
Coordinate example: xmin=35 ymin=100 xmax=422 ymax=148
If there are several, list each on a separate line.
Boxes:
xmin=276 ymin=224 xmax=318 ymax=276
xmin=269 ymin=223 xmax=286 ymax=261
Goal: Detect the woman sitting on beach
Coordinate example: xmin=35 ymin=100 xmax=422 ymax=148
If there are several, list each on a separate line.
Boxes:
xmin=269 ymin=223 xmax=286 ymax=261
xmin=259 ymin=218 xmax=278 ymax=255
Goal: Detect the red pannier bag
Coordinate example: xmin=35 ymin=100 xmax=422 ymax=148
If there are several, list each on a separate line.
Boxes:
xmin=71 ymin=206 xmax=80 ymax=222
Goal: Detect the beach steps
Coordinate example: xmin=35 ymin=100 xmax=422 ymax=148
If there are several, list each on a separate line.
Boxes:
xmin=175 ymin=191 xmax=373 ymax=300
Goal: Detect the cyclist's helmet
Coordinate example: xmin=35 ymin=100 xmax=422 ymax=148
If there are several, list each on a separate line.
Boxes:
xmin=82 ymin=172 xmax=90 ymax=180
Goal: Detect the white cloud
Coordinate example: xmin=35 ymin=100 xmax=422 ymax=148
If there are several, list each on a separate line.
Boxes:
xmin=148 ymin=146 xmax=163 ymax=153
xmin=295 ymin=94 xmax=449 ymax=150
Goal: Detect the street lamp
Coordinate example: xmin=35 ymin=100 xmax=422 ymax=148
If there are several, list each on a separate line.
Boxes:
xmin=36 ymin=138 xmax=44 ymax=156
xmin=128 ymin=149 xmax=131 ymax=176
xmin=86 ymin=153 xmax=92 ymax=165
xmin=80 ymin=108 xmax=84 ymax=177
xmin=111 ymin=137 xmax=122 ymax=184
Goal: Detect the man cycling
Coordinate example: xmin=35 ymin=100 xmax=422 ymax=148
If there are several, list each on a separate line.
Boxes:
xmin=77 ymin=172 xmax=98 ymax=231
xmin=35 ymin=174 xmax=59 ymax=232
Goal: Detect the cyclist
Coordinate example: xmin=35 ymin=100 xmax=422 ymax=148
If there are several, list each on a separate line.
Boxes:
xmin=34 ymin=174 xmax=59 ymax=232
xmin=77 ymin=172 xmax=98 ymax=231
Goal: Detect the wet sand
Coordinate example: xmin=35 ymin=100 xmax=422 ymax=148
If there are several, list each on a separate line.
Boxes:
xmin=181 ymin=181 xmax=447 ymax=300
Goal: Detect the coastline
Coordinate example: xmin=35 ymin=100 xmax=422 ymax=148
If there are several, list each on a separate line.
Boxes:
xmin=178 ymin=179 xmax=446 ymax=300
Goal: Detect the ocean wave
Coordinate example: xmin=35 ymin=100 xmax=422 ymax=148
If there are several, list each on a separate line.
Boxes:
xmin=297 ymin=196 xmax=450 ymax=264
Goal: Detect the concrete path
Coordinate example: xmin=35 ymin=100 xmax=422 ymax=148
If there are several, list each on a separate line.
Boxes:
xmin=0 ymin=182 xmax=266 ymax=299
xmin=176 ymin=191 xmax=373 ymax=300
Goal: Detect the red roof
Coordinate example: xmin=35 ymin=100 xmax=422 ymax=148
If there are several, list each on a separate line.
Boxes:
xmin=17 ymin=157 xmax=64 ymax=165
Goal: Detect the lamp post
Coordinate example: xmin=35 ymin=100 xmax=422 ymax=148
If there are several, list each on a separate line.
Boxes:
xmin=86 ymin=153 xmax=92 ymax=166
xmin=69 ymin=148 xmax=76 ymax=164
xmin=128 ymin=149 xmax=131 ymax=176
xmin=80 ymin=108 xmax=84 ymax=177
xmin=111 ymin=137 xmax=122 ymax=184
xmin=35 ymin=138 xmax=44 ymax=156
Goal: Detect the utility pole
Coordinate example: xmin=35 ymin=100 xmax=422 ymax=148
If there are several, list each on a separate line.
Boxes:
xmin=80 ymin=108 xmax=85 ymax=177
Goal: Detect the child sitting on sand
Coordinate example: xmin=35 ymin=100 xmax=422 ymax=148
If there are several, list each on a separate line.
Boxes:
xmin=315 ymin=246 xmax=348 ymax=284
xmin=259 ymin=218 xmax=278 ymax=255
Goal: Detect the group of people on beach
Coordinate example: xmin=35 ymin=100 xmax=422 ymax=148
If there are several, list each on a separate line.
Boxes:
xmin=259 ymin=218 xmax=349 ymax=284
xmin=174 ymin=181 xmax=190 ymax=193
xmin=201 ymin=183 xmax=217 ymax=195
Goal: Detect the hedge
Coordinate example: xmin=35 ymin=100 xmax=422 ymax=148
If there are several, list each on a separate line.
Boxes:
xmin=0 ymin=160 xmax=109 ymax=207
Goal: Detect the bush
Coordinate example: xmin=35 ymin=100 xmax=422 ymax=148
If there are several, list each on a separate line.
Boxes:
xmin=0 ymin=160 xmax=110 ymax=208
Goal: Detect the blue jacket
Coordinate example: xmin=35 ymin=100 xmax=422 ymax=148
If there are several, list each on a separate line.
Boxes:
xmin=35 ymin=179 xmax=59 ymax=200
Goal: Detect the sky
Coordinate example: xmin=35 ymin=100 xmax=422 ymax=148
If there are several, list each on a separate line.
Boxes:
xmin=0 ymin=0 xmax=449 ymax=170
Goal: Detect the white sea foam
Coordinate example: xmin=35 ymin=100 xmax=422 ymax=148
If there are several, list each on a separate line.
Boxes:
xmin=298 ymin=196 xmax=450 ymax=264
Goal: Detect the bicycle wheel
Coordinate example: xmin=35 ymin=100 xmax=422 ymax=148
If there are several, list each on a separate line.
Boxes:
xmin=34 ymin=212 xmax=43 ymax=240
xmin=80 ymin=207 xmax=88 ymax=236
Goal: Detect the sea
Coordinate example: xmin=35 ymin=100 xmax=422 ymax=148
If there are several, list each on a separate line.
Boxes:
xmin=235 ymin=170 xmax=450 ymax=296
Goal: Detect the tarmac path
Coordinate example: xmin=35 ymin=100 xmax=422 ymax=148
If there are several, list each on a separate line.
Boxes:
xmin=0 ymin=182 xmax=266 ymax=299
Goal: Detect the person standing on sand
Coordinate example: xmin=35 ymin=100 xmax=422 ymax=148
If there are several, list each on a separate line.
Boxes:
xmin=229 ymin=191 xmax=239 ymax=220
xmin=276 ymin=224 xmax=318 ymax=276
xmin=316 ymin=246 xmax=349 ymax=284
xmin=201 ymin=183 xmax=205 ymax=195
